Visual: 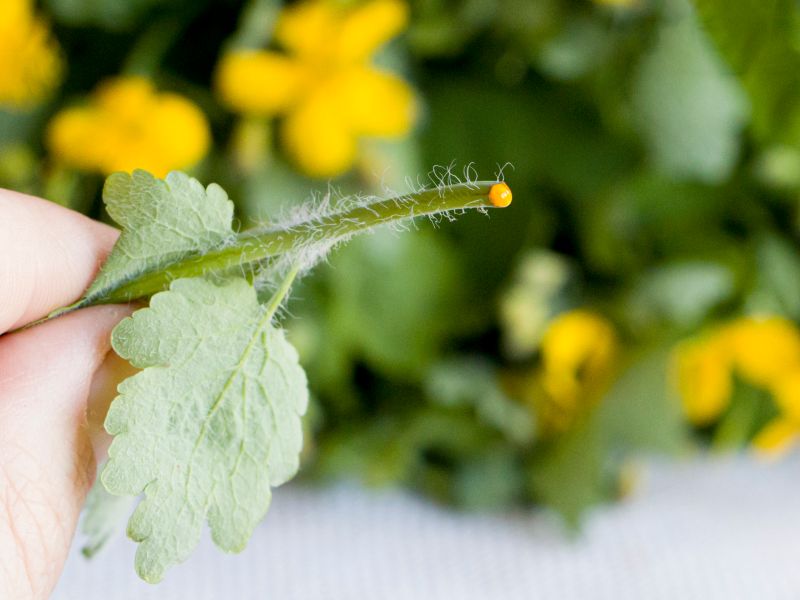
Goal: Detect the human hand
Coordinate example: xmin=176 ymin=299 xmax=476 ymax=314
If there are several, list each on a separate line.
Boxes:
xmin=0 ymin=189 xmax=130 ymax=599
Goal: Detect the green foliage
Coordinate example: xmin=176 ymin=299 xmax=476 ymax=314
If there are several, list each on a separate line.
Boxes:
xmin=322 ymin=232 xmax=465 ymax=379
xmin=747 ymin=234 xmax=800 ymax=318
xmin=102 ymin=277 xmax=308 ymax=582
xmin=84 ymin=170 xmax=234 ymax=305
xmin=626 ymin=261 xmax=735 ymax=329
xmin=55 ymin=169 xmax=509 ymax=580
xmin=632 ymin=0 xmax=747 ymax=182
xmin=692 ymin=0 xmax=800 ymax=143
xmin=12 ymin=0 xmax=800 ymax=576
xmin=529 ymin=346 xmax=689 ymax=525
xmin=426 ymin=358 xmax=535 ymax=445
xmin=46 ymin=0 xmax=166 ymax=29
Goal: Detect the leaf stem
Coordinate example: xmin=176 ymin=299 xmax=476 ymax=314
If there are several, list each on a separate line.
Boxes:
xmin=99 ymin=181 xmax=510 ymax=305
xmin=263 ymin=263 xmax=300 ymax=320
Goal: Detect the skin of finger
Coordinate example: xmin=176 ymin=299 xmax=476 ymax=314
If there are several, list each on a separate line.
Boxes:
xmin=86 ymin=349 xmax=138 ymax=461
xmin=0 ymin=189 xmax=118 ymax=334
xmin=0 ymin=304 xmax=130 ymax=600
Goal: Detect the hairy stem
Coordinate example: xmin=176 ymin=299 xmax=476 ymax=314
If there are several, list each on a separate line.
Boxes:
xmin=99 ymin=181 xmax=509 ymax=305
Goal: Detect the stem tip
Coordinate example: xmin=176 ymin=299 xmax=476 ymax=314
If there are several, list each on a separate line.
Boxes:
xmin=489 ymin=182 xmax=512 ymax=208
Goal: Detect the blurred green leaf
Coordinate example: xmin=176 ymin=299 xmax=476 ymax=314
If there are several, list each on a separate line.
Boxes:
xmin=453 ymin=447 xmax=525 ymax=510
xmin=746 ymin=234 xmax=800 ymax=319
xmin=530 ymin=344 xmax=689 ymax=525
xmin=712 ymin=379 xmax=777 ymax=450
xmin=692 ymin=0 xmax=800 ymax=144
xmin=529 ymin=413 xmax=607 ymax=527
xmin=537 ymin=17 xmax=613 ymax=81
xmin=324 ymin=229 xmax=466 ymax=380
xmin=46 ymin=0 xmax=166 ymax=29
xmin=600 ymin=346 xmax=690 ymax=455
xmin=626 ymin=261 xmax=735 ymax=329
xmin=426 ymin=357 xmax=536 ymax=444
xmin=632 ymin=0 xmax=748 ymax=182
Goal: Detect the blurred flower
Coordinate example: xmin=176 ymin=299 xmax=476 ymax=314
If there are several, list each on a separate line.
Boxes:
xmin=673 ymin=334 xmax=731 ymax=425
xmin=725 ymin=316 xmax=800 ymax=387
xmin=674 ymin=315 xmax=800 ymax=456
xmin=0 ymin=0 xmax=62 ymax=109
xmin=47 ymin=77 xmax=210 ymax=177
xmin=215 ymin=0 xmax=417 ymax=178
xmin=752 ymin=369 xmax=800 ymax=455
xmin=533 ymin=309 xmax=618 ymax=434
xmin=498 ymin=250 xmax=571 ymax=359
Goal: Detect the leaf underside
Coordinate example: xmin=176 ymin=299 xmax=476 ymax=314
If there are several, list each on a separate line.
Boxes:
xmin=101 ymin=277 xmax=308 ymax=582
xmin=84 ymin=170 xmax=235 ymax=304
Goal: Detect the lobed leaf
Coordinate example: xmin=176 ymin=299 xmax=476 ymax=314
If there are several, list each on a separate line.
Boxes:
xmin=100 ymin=276 xmax=308 ymax=582
xmin=84 ymin=170 xmax=234 ymax=304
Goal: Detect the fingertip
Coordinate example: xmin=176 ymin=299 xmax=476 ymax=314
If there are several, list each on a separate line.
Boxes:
xmin=0 ymin=189 xmax=119 ymax=333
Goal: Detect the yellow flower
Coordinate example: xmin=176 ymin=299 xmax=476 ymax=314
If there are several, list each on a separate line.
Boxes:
xmin=673 ymin=334 xmax=732 ymax=426
xmin=752 ymin=418 xmax=799 ymax=456
xmin=536 ymin=309 xmax=617 ymax=432
xmin=753 ymin=369 xmax=800 ymax=457
xmin=674 ymin=315 xmax=800 ymax=457
xmin=47 ymin=77 xmax=210 ymax=178
xmin=724 ymin=316 xmax=800 ymax=387
xmin=215 ymin=0 xmax=417 ymax=178
xmin=0 ymin=0 xmax=62 ymax=109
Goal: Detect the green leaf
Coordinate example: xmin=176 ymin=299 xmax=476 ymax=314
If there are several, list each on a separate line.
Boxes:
xmin=691 ymin=0 xmax=800 ymax=143
xmin=746 ymin=234 xmax=800 ymax=319
xmin=632 ymin=0 xmax=748 ymax=182
xmin=100 ymin=276 xmax=308 ymax=582
xmin=626 ymin=261 xmax=735 ymax=328
xmin=40 ymin=171 xmax=507 ymax=319
xmin=84 ymin=170 xmax=234 ymax=305
xmin=425 ymin=357 xmax=536 ymax=445
xmin=45 ymin=0 xmax=163 ymax=29
xmin=599 ymin=346 xmax=690 ymax=456
xmin=80 ymin=475 xmax=136 ymax=558
xmin=529 ymin=413 xmax=607 ymax=528
xmin=530 ymin=345 xmax=690 ymax=525
xmin=324 ymin=230 xmax=465 ymax=379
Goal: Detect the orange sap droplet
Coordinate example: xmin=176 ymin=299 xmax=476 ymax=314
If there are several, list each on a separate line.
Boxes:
xmin=489 ymin=183 xmax=512 ymax=207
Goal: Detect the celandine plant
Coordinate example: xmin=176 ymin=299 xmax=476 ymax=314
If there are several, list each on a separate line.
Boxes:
xmin=35 ymin=168 xmax=512 ymax=582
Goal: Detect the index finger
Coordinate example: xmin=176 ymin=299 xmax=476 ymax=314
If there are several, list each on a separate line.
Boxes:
xmin=0 ymin=189 xmax=118 ymax=334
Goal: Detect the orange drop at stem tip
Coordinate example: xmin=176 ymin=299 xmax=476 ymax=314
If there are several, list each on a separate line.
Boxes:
xmin=489 ymin=182 xmax=512 ymax=208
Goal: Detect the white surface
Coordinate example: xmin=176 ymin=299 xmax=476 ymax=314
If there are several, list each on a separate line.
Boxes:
xmin=53 ymin=455 xmax=800 ymax=599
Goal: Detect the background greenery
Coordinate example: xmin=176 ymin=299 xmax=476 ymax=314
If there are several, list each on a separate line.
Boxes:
xmin=5 ymin=0 xmax=800 ymax=525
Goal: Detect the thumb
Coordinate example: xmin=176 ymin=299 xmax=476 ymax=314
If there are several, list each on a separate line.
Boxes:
xmin=0 ymin=305 xmax=129 ymax=600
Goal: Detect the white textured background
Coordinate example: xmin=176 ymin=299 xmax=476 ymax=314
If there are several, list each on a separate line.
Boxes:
xmin=53 ymin=455 xmax=800 ymax=599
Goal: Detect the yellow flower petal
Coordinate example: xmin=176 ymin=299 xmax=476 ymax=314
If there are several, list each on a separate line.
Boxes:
xmin=275 ymin=0 xmax=340 ymax=61
xmin=531 ymin=310 xmax=617 ymax=434
xmin=673 ymin=334 xmax=732 ymax=426
xmin=336 ymin=67 xmax=417 ymax=137
xmin=336 ymin=0 xmax=409 ymax=63
xmin=47 ymin=107 xmax=103 ymax=171
xmin=0 ymin=0 xmax=62 ymax=108
xmin=540 ymin=310 xmax=617 ymax=385
xmin=95 ymin=76 xmax=156 ymax=116
xmin=216 ymin=51 xmax=307 ymax=116
xmin=220 ymin=0 xmax=416 ymax=177
xmin=725 ymin=316 xmax=800 ymax=387
xmin=770 ymin=369 xmax=800 ymax=421
xmin=144 ymin=94 xmax=211 ymax=177
xmin=47 ymin=76 xmax=210 ymax=177
xmin=281 ymin=95 xmax=357 ymax=177
xmin=752 ymin=417 xmax=800 ymax=457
